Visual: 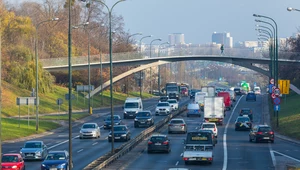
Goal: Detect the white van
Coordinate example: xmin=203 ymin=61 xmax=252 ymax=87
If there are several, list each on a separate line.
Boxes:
xmin=194 ymin=92 xmax=208 ymax=111
xmin=123 ymin=97 xmax=143 ymax=119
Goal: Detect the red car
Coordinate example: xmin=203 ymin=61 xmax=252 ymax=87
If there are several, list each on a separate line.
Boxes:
xmin=1 ymin=153 xmax=25 ymax=170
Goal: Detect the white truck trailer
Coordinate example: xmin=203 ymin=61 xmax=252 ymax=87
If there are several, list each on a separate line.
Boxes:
xmin=204 ymin=96 xmax=225 ymax=125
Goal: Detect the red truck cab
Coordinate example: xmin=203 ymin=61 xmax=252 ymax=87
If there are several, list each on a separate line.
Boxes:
xmin=217 ymin=91 xmax=232 ymax=110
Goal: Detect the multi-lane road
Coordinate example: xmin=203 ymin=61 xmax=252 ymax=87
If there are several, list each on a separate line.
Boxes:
xmin=3 ymin=94 xmax=300 ymax=170
xmin=103 ymin=94 xmax=300 ymax=170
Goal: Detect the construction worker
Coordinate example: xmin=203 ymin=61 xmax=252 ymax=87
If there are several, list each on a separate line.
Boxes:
xmin=220 ymin=44 xmax=224 ymax=55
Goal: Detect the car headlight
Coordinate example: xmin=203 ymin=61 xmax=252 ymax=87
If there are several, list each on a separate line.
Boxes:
xmin=92 ymin=131 xmax=96 ymax=134
xmin=41 ymin=164 xmax=46 ymax=167
xmin=36 ymin=151 xmax=42 ymax=156
xmin=59 ymin=163 xmax=66 ymax=167
xmin=124 ymin=111 xmax=127 ymax=114
xmin=20 ymin=151 xmax=23 ymax=154
xmin=147 ymin=118 xmax=152 ymax=121
xmin=134 ymin=118 xmax=138 ymax=121
xmin=80 ymin=130 xmax=83 ymax=133
xmin=121 ymin=134 xmax=127 ymax=137
xmin=12 ymin=165 xmax=17 ymax=169
xmin=135 ymin=111 xmax=138 ymax=113
xmin=108 ymin=134 xmax=112 ymax=137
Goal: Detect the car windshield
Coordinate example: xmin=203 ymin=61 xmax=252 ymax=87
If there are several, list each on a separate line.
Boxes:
xmin=45 ymin=153 xmax=66 ymax=160
xmin=168 ymin=100 xmax=176 ymax=103
xmin=24 ymin=142 xmax=41 ymax=148
xmin=114 ymin=126 xmax=126 ymax=131
xmin=157 ymin=103 xmax=169 ymax=107
xmin=82 ymin=124 xmax=96 ymax=129
xmin=2 ymin=155 xmax=18 ymax=162
xmin=105 ymin=116 xmax=120 ymax=121
xmin=125 ymin=102 xmax=138 ymax=108
xmin=167 ymin=87 xmax=178 ymax=91
xmin=150 ymin=136 xmax=166 ymax=142
xmin=237 ymin=117 xmax=250 ymax=122
xmin=202 ymin=124 xmax=215 ymax=128
xmin=241 ymin=110 xmax=251 ymax=114
xmin=170 ymin=120 xmax=184 ymax=124
xmin=137 ymin=112 xmax=150 ymax=117
xmin=160 ymin=97 xmax=168 ymax=100
xmin=259 ymin=127 xmax=272 ymax=132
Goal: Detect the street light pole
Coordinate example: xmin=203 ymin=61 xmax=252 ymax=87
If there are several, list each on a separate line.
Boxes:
xmin=157 ymin=42 xmax=169 ymax=95
xmin=86 ymin=27 xmax=92 ymax=114
xmin=34 ymin=17 xmax=59 ymax=131
xmin=139 ymin=35 xmax=152 ymax=98
xmin=149 ymin=38 xmax=162 ymax=94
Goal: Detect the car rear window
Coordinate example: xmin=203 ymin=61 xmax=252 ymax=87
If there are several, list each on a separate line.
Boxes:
xmin=150 ymin=136 xmax=166 ymax=142
xmin=187 ymin=104 xmax=199 ymax=110
xmin=237 ymin=117 xmax=250 ymax=122
xmin=259 ymin=127 xmax=271 ymax=132
xmin=137 ymin=112 xmax=150 ymax=117
xmin=202 ymin=124 xmax=215 ymax=128
xmin=241 ymin=110 xmax=251 ymax=113
xmin=168 ymin=100 xmax=176 ymax=103
xmin=170 ymin=120 xmax=184 ymax=124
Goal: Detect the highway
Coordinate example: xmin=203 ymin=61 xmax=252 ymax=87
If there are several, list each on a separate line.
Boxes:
xmin=3 ymin=97 xmax=190 ymax=170
xmin=104 ymin=94 xmax=300 ymax=170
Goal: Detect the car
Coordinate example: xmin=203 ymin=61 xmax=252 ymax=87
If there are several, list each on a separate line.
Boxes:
xmin=167 ymin=99 xmax=179 ymax=110
xmin=254 ymin=86 xmax=261 ymax=95
xmin=200 ymin=122 xmax=218 ymax=138
xmin=1 ymin=153 xmax=25 ymax=170
xmin=41 ymin=150 xmax=73 ymax=170
xmin=186 ymin=103 xmax=201 ymax=117
xmin=234 ymin=88 xmax=242 ymax=95
xmin=168 ymin=118 xmax=187 ymax=134
xmin=235 ymin=116 xmax=252 ymax=131
xmin=134 ymin=110 xmax=154 ymax=128
xmin=103 ymin=115 xmax=122 ymax=129
xmin=108 ymin=125 xmax=131 ymax=142
xmin=147 ymin=134 xmax=171 ymax=153
xmin=159 ymin=96 xmax=169 ymax=102
xmin=20 ymin=140 xmax=48 ymax=160
xmin=155 ymin=102 xmax=172 ymax=116
xmin=239 ymin=108 xmax=253 ymax=121
xmin=79 ymin=123 xmax=101 ymax=139
xmin=246 ymin=92 xmax=256 ymax=101
xmin=249 ymin=125 xmax=274 ymax=143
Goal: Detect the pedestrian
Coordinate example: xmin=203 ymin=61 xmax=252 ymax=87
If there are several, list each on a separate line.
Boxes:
xmin=220 ymin=44 xmax=224 ymax=55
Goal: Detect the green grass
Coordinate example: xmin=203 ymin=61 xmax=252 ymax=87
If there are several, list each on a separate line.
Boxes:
xmin=270 ymin=92 xmax=300 ymax=140
xmin=2 ymin=118 xmax=60 ymax=141
xmin=36 ymin=112 xmax=90 ymax=121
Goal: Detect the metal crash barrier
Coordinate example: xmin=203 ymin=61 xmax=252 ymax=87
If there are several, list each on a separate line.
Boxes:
xmin=83 ymin=104 xmax=188 ymax=170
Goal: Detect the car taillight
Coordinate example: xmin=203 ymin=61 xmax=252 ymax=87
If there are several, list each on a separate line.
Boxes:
xmin=183 ymin=157 xmax=188 ymax=161
xmin=163 ymin=141 xmax=169 ymax=145
xmin=148 ymin=141 xmax=153 ymax=144
xmin=257 ymin=132 xmax=263 ymax=135
xmin=181 ymin=124 xmax=185 ymax=126
xmin=208 ymin=157 xmax=213 ymax=161
xmin=168 ymin=124 xmax=172 ymax=126
xmin=269 ymin=131 xmax=274 ymax=135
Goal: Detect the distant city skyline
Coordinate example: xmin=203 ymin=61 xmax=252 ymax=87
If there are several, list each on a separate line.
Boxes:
xmin=9 ymin=0 xmax=300 ymax=45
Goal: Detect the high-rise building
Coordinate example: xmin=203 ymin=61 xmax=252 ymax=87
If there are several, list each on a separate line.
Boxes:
xmin=169 ymin=33 xmax=185 ymax=46
xmin=212 ymin=32 xmax=233 ymax=48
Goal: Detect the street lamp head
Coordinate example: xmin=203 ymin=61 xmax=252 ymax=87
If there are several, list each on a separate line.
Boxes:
xmin=287 ymin=7 xmax=293 ymax=11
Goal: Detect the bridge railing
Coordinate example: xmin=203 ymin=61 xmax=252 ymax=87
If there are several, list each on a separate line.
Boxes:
xmin=40 ymin=47 xmax=265 ymax=67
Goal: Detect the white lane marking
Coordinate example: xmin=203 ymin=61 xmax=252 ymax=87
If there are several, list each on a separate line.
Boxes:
xmin=99 ymin=125 xmax=103 ymax=129
xmin=77 ymin=149 xmax=83 ymax=153
xmin=270 ymin=149 xmax=276 ymax=167
xmin=175 ymin=161 xmax=179 ymax=166
xmin=105 ymin=136 xmax=108 ymax=139
xmin=92 ymin=142 xmax=98 ymax=145
xmin=58 ymin=135 xmax=68 ymax=137
xmin=272 ymin=150 xmax=300 ymax=163
xmin=222 ymin=96 xmax=243 ymax=170
xmin=180 ymin=153 xmax=183 ymax=157
xmin=48 ymin=135 xmax=79 ymax=150
xmin=9 ymin=150 xmax=17 ymax=153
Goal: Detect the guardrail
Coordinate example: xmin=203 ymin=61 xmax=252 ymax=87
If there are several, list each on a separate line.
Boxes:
xmin=83 ymin=104 xmax=188 ymax=170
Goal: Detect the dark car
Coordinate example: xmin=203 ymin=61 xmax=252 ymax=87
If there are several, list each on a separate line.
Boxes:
xmin=190 ymin=89 xmax=200 ymax=99
xmin=159 ymin=96 xmax=169 ymax=102
xmin=249 ymin=125 xmax=274 ymax=143
xmin=239 ymin=108 xmax=253 ymax=121
xmin=41 ymin=150 xmax=72 ymax=170
xmin=147 ymin=134 xmax=171 ymax=153
xmin=235 ymin=116 xmax=252 ymax=131
xmin=234 ymin=88 xmax=242 ymax=96
xmin=103 ymin=115 xmax=122 ymax=129
xmin=134 ymin=110 xmax=154 ymax=128
xmin=246 ymin=92 xmax=256 ymax=101
xmin=108 ymin=125 xmax=131 ymax=142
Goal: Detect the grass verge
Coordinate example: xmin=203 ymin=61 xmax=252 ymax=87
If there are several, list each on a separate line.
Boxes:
xmin=270 ymin=91 xmax=300 ymax=140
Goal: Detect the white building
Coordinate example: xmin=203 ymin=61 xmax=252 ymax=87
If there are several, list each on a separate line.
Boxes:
xmin=168 ymin=33 xmax=185 ymax=46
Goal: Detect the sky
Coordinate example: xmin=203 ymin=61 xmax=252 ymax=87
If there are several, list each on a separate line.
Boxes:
xmin=10 ymin=0 xmax=300 ymax=45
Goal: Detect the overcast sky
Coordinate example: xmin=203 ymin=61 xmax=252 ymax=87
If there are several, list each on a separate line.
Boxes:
xmin=10 ymin=0 xmax=300 ymax=45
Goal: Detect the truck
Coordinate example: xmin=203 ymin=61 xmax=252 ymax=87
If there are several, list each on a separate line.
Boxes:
xmin=165 ymin=82 xmax=180 ymax=101
xmin=182 ymin=131 xmax=214 ymax=165
xmin=204 ymin=96 xmax=225 ymax=125
xmin=123 ymin=97 xmax=143 ymax=119
xmin=201 ymin=86 xmax=216 ymax=97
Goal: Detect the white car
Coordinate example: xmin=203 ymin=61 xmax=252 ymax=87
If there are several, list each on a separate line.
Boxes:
xmin=155 ymin=102 xmax=172 ymax=115
xmin=200 ymin=122 xmax=218 ymax=138
xmin=79 ymin=123 xmax=101 ymax=139
xmin=167 ymin=99 xmax=179 ymax=110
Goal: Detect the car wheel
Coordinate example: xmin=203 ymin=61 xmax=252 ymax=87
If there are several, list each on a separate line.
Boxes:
xmin=23 ymin=165 xmax=25 ymax=170
xmin=108 ymin=139 xmax=111 ymax=142
xmin=254 ymin=137 xmax=258 ymax=143
xmin=79 ymin=136 xmax=82 ymax=139
xmin=271 ymin=140 xmax=274 ymax=143
xmin=147 ymin=150 xmax=151 ymax=154
xmin=249 ymin=136 xmax=252 ymax=142
xmin=168 ymin=131 xmax=172 ymax=134
xmin=185 ymin=161 xmax=189 ymax=165
xmin=134 ymin=124 xmax=138 ymax=128
xmin=187 ymin=114 xmax=189 ymax=117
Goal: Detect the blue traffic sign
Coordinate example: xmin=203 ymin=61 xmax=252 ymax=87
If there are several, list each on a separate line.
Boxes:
xmin=274 ymin=105 xmax=280 ymax=111
xmin=273 ymin=97 xmax=281 ymax=105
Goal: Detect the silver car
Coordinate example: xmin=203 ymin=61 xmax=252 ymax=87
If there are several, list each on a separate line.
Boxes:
xmin=155 ymin=102 xmax=172 ymax=116
xmin=168 ymin=118 xmax=187 ymax=134
xmin=79 ymin=123 xmax=101 ymax=139
xmin=20 ymin=140 xmax=48 ymax=160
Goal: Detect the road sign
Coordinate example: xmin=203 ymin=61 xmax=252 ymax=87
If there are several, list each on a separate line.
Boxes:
xmin=271 ymin=93 xmax=276 ymax=99
xmin=270 ymin=78 xmax=274 ymax=85
xmin=57 ymin=98 xmax=63 ymax=105
xmin=65 ymin=94 xmax=75 ymax=100
xmin=274 ymin=105 xmax=280 ymax=111
xmin=273 ymin=88 xmax=280 ymax=96
xmin=268 ymin=84 xmax=274 ymax=93
xmin=278 ymin=79 xmax=290 ymax=94
xmin=273 ymin=97 xmax=281 ymax=105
